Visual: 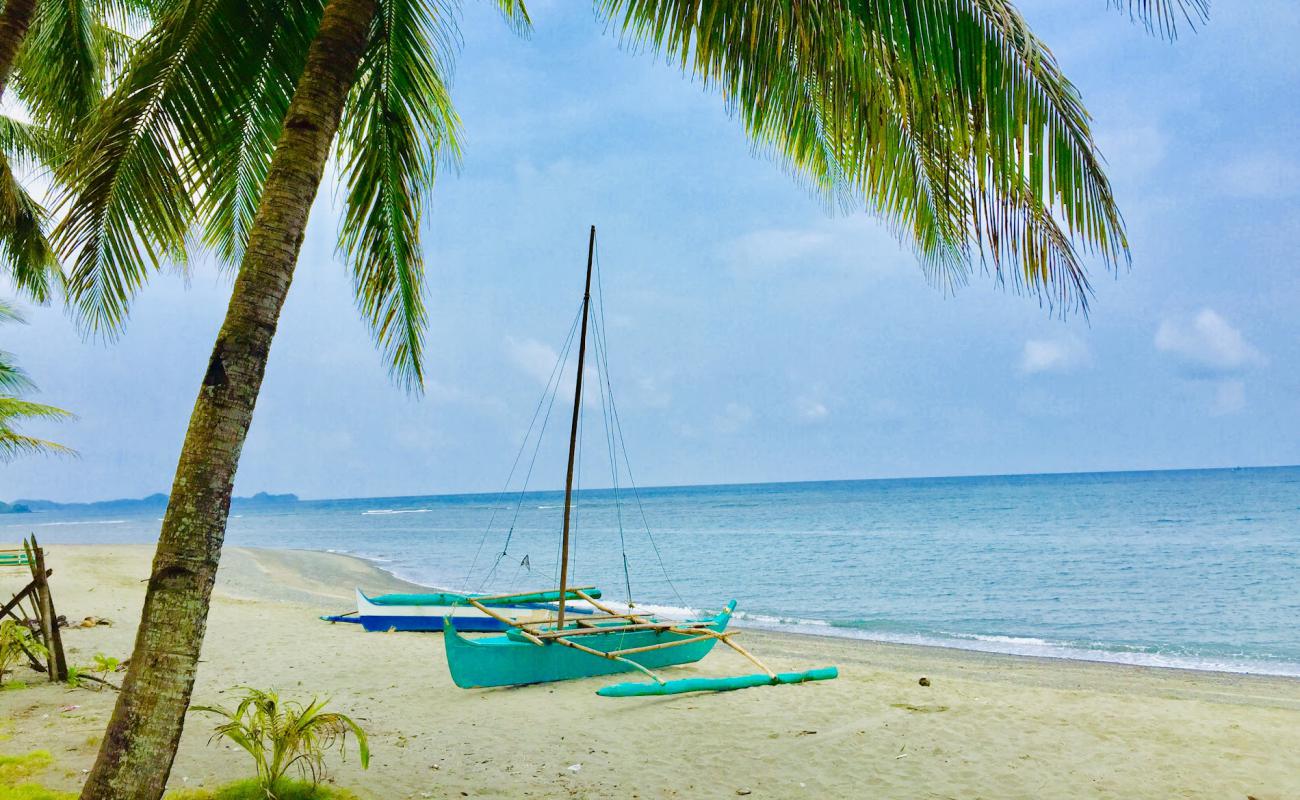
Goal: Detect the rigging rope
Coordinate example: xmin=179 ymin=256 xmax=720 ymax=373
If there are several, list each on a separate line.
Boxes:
xmin=465 ymin=300 xmax=583 ymax=591
xmin=590 ymin=244 xmax=634 ymax=607
xmin=592 ymin=240 xmax=686 ymax=610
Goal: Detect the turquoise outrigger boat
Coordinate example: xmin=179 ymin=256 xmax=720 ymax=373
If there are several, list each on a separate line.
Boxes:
xmin=445 ymin=600 xmax=737 ymax=688
xmin=442 ymin=227 xmax=837 ymax=697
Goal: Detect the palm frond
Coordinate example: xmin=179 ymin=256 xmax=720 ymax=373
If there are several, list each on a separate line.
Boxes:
xmin=1108 ymin=0 xmax=1209 ymax=39
xmin=14 ymin=0 xmax=102 ymax=132
xmin=52 ymin=0 xmax=324 ymax=333
xmin=487 ymin=0 xmax=531 ymax=35
xmin=0 ymin=352 xmax=33 ymax=395
xmin=0 ymin=149 xmax=58 ymax=303
xmin=335 ymin=0 xmax=462 ymax=390
xmin=192 ymin=0 xmax=323 ymax=267
xmin=598 ymin=0 xmax=1131 ymax=311
xmin=0 ymin=113 xmax=63 ymax=169
xmin=0 ymin=398 xmax=76 ymax=461
xmin=0 ymin=302 xmax=35 ymax=393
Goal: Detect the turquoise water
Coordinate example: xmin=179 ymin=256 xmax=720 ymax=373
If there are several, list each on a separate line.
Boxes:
xmin=8 ymin=466 xmax=1300 ymax=676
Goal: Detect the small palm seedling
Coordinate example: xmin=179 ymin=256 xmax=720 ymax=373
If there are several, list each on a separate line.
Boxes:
xmin=68 ymin=653 xmax=122 ymax=690
xmin=193 ymin=688 xmax=369 ymax=799
xmin=0 ymin=619 xmax=47 ymax=687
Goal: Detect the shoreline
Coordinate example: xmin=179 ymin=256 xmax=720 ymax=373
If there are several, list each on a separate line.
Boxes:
xmin=2 ymin=544 xmax=1298 ymax=799
xmin=323 ymin=544 xmax=1300 ymax=681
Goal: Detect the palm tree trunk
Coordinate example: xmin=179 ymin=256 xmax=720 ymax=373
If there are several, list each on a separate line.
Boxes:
xmin=77 ymin=0 xmax=376 ymax=797
xmin=0 ymin=0 xmax=37 ymax=97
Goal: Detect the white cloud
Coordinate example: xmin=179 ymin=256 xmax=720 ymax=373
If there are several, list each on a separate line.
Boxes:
xmin=632 ymin=375 xmax=672 ymax=409
xmin=794 ymin=396 xmax=829 ymax=422
xmin=1019 ymin=337 xmax=1091 ymax=375
xmin=1154 ymin=309 xmax=1266 ymax=377
xmin=721 ymin=217 xmax=903 ymax=276
xmin=1212 ymin=380 xmax=1247 ymax=416
xmin=728 ymin=228 xmax=832 ymax=267
xmin=1213 ymin=154 xmax=1300 ymax=199
xmin=714 ymin=402 xmax=754 ymax=434
xmin=504 ymin=336 xmax=560 ymax=385
xmin=1096 ymin=125 xmax=1166 ymax=181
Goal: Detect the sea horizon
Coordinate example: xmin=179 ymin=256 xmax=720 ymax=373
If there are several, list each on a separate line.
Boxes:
xmin=10 ymin=461 xmax=1300 ymax=509
xmin=10 ymin=464 xmax=1300 ymax=679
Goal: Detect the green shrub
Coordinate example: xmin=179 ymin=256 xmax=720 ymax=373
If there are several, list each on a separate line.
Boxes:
xmin=66 ymin=654 xmax=121 ymax=690
xmin=0 ymin=621 xmax=47 ymax=687
xmin=192 ymin=688 xmax=368 ymax=800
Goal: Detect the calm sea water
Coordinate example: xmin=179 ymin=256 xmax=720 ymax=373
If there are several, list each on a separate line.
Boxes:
xmin=7 ymin=466 xmax=1300 ymax=676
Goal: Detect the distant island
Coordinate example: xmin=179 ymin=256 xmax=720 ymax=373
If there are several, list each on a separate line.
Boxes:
xmin=0 ymin=492 xmax=299 ymax=514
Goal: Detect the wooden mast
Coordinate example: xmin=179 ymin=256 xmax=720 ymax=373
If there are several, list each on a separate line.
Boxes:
xmin=557 ymin=225 xmax=596 ymax=630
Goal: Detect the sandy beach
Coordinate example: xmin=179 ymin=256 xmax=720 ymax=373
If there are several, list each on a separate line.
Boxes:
xmin=2 ymin=544 xmax=1298 ymax=799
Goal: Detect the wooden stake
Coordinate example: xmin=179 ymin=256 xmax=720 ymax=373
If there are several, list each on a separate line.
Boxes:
xmin=24 ymin=537 xmax=66 ymax=681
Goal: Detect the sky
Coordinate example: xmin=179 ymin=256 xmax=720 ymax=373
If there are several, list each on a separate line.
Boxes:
xmin=3 ymin=1 xmax=1299 ymax=503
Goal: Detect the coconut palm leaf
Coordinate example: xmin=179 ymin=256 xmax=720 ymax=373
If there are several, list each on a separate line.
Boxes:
xmin=0 ymin=353 xmax=32 ymax=395
xmin=1110 ymin=0 xmax=1209 ymax=39
xmin=193 ymin=0 xmax=324 ymax=267
xmin=0 ymin=149 xmax=57 ymax=302
xmin=0 ymin=113 xmax=61 ymax=168
xmin=334 ymin=0 xmax=462 ymax=388
xmin=12 ymin=0 xmax=156 ymax=132
xmin=597 ymin=0 xmax=1135 ymax=310
xmin=0 ymin=300 xmax=36 ymax=393
xmin=0 ymin=299 xmax=73 ymax=459
xmin=0 ymin=383 xmax=75 ymax=460
xmin=51 ymin=0 xmax=278 ymax=332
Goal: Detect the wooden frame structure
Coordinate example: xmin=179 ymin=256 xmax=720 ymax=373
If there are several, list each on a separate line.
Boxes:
xmin=0 ymin=534 xmax=68 ymax=682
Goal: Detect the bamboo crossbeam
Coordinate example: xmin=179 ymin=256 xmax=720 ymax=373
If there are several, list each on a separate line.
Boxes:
xmin=573 ymin=590 xmax=653 ymax=624
xmin=671 ymin=627 xmax=775 ymax=679
xmin=548 ymin=633 xmax=664 ymax=684
xmin=516 ymin=612 xmax=641 ymax=629
xmin=463 ymin=599 xmax=545 ymax=645
xmin=536 ymin=620 xmax=715 ymax=639
xmin=605 ymin=635 xmax=716 ymax=658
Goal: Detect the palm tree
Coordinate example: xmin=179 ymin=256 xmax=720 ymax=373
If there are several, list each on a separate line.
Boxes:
xmin=0 ymin=0 xmax=151 ymax=300
xmin=54 ymin=1 xmax=1207 ymax=797
xmin=0 ymin=299 xmax=73 ymax=459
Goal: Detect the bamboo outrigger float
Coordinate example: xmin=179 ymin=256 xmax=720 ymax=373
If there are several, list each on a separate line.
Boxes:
xmin=441 ymin=227 xmax=838 ymax=696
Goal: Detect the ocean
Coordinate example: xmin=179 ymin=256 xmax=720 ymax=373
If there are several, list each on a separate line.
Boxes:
xmin=7 ymin=466 xmax=1299 ymax=677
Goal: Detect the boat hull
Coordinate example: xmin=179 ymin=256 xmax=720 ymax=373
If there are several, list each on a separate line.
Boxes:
xmin=443 ymin=602 xmax=736 ymax=688
xmin=354 ymin=589 xmax=584 ymax=633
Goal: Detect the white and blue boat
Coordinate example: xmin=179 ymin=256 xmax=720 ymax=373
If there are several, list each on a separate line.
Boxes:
xmin=322 ymin=587 xmax=601 ymax=632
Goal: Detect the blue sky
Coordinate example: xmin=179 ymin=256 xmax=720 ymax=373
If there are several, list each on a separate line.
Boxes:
xmin=4 ymin=1 xmax=1299 ymax=502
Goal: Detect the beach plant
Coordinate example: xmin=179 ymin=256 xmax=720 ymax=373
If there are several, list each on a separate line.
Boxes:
xmin=0 ymin=619 xmax=47 ymax=686
xmin=67 ymin=653 xmax=121 ymax=690
xmin=192 ymin=688 xmax=369 ymax=800
xmin=53 ymin=1 xmax=1207 ymax=798
xmin=0 ymin=300 xmax=73 ymax=460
